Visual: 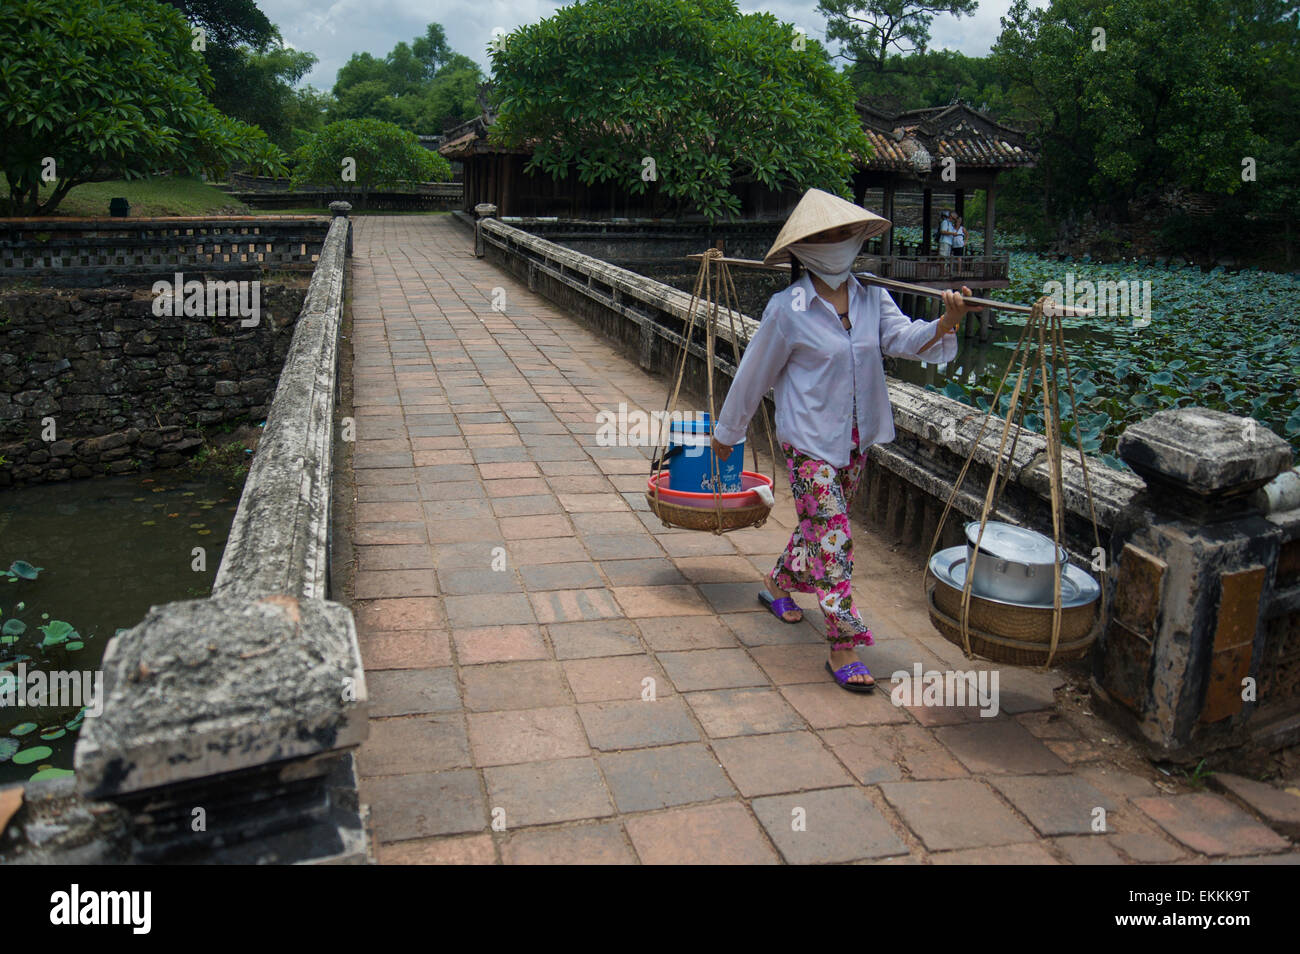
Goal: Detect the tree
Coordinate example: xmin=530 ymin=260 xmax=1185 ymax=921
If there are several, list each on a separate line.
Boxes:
xmin=292 ymin=119 xmax=451 ymax=201
xmin=821 ymin=0 xmax=980 ymax=73
xmin=329 ymin=24 xmax=483 ymax=133
xmin=490 ymin=0 xmax=871 ymax=221
xmin=0 ymin=0 xmax=287 ymax=215
xmin=217 ymin=43 xmax=320 ymax=150
xmin=992 ymin=0 xmax=1269 ymax=221
xmin=158 ymin=0 xmax=277 ymax=120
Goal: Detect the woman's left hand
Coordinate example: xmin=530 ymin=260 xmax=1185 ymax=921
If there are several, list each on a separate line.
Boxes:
xmin=937 ymin=285 xmax=974 ymax=336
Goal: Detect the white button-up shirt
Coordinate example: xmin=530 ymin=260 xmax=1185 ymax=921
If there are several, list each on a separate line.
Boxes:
xmin=713 ymin=273 xmax=958 ymax=469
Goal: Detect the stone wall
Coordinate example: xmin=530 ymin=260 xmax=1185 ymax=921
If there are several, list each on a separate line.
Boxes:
xmin=0 ymin=282 xmax=306 ymax=485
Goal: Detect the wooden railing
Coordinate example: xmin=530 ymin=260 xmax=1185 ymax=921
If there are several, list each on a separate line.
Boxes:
xmin=859 ymin=252 xmax=1009 ymax=284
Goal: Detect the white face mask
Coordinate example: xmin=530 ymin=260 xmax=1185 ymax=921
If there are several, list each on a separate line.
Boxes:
xmin=788 ymin=229 xmax=867 ymax=288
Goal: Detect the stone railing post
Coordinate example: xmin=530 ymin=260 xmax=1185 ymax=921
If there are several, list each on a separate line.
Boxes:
xmin=1094 ymin=408 xmax=1294 ymax=760
xmin=330 ymin=201 xmax=352 ymax=256
xmin=474 ymin=202 xmax=498 ymax=258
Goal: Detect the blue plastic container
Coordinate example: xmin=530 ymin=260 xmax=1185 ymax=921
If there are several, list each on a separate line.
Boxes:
xmin=666 ymin=414 xmax=744 ymax=493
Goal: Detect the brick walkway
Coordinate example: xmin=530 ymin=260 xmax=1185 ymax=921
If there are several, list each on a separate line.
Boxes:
xmin=346 ymin=215 xmax=1297 ymax=865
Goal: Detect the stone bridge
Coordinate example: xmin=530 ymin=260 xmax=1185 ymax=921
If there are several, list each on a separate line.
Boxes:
xmin=19 ymin=210 xmax=1294 ymax=866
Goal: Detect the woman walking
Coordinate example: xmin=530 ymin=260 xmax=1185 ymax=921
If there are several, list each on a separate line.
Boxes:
xmin=711 ymin=188 xmax=972 ymax=691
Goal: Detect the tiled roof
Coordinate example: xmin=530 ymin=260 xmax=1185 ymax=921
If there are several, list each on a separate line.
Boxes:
xmin=855 ymin=103 xmax=1037 ymax=171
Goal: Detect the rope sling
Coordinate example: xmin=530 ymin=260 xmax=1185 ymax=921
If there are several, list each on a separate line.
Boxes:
xmin=923 ymin=294 xmax=1108 ymax=668
xmin=647 ymin=248 xmax=778 ymax=533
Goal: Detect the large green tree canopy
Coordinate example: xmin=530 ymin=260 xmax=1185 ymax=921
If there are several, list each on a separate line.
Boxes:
xmin=0 ymin=0 xmax=287 ymax=215
xmin=330 ymin=24 xmax=484 ymax=133
xmin=992 ymin=0 xmax=1296 ymax=218
xmin=489 ymin=0 xmax=871 ymax=220
xmin=292 ymin=118 xmax=451 ymax=195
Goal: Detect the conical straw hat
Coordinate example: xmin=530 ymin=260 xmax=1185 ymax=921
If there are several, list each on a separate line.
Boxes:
xmin=763 ymin=188 xmax=891 ymax=265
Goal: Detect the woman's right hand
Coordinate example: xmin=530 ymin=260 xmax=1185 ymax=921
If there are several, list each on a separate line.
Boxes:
xmin=711 ymin=437 xmax=733 ymax=461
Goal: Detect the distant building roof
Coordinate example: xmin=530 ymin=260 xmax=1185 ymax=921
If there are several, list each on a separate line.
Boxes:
xmin=855 ymin=102 xmax=1037 ymax=172
xmin=440 ymin=101 xmax=1037 ymax=170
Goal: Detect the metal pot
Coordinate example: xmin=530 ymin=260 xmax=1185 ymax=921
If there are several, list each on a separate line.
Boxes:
xmin=964 ymin=521 xmax=1068 ymax=605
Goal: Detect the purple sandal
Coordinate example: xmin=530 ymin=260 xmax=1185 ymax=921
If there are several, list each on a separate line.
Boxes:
xmin=826 ymin=660 xmax=875 ymax=693
xmin=758 ymin=589 xmax=802 ymax=623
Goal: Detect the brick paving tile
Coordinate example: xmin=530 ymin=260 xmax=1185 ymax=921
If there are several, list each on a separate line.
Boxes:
xmin=355 ymin=596 xmax=446 ymax=632
xmin=529 ymin=587 xmax=623 ymax=623
xmin=360 ymin=770 xmax=484 ymax=842
xmin=598 ymin=558 xmax=686 ymax=587
xmin=378 ymin=834 xmax=497 ymax=865
xmin=359 ymin=629 xmax=451 ymax=670
xmin=1132 ymin=793 xmax=1291 ymax=857
xmin=1053 ymin=835 xmax=1127 ymax=865
xmin=367 ymin=668 xmax=461 ymax=717
xmin=357 ymin=715 xmax=471 ymax=776
xmin=1211 ymin=773 xmax=1300 ymax=837
xmin=989 ymin=775 xmax=1117 ymax=836
xmin=490 ymin=494 xmax=561 ymax=517
xmin=657 ymin=533 xmax=737 ymax=558
xmin=582 ymin=534 xmax=666 ymax=561
xmin=751 ymin=787 xmax=907 ymax=863
xmin=612 ymin=584 xmax=712 ymax=617
xmin=749 ymin=644 xmax=836 ymax=685
xmin=578 ymin=697 xmax=701 ymax=750
xmin=423 ymin=498 xmax=495 ymax=522
xmin=559 ymin=493 xmax=629 ymax=513
xmin=719 ymin=611 xmax=821 ymax=646
xmin=520 ymin=561 xmax=606 ymax=591
xmin=483 ymin=758 xmax=615 ymax=827
xmin=501 ymin=823 xmax=636 ymax=865
xmin=929 ymin=844 xmax=1060 ymax=864
xmin=624 ymin=802 xmax=779 ymax=865
xmin=462 ymin=661 xmax=572 ymax=711
xmin=685 ymin=688 xmax=806 ymax=738
xmin=779 ymin=683 xmax=911 ymax=729
xmin=635 ymin=614 xmax=737 ymax=651
xmin=563 ymin=655 xmax=670 ymax=702
xmin=879 ymin=779 xmax=1037 ymax=851
xmin=437 ymin=568 xmax=521 ymax=595
xmin=697 ymin=581 xmax=771 ymax=615
xmin=467 ymin=707 xmax=591 ymax=766
xmin=356 ymin=545 xmax=436 ymax=574
xmin=712 ymin=732 xmax=854 ymax=796
xmin=934 ymin=720 xmax=1070 ymax=775
xmin=1074 ymin=764 xmax=1159 ymax=800
xmin=1110 ymin=831 xmax=1188 ymax=863
xmin=1044 ymin=739 xmax=1102 ymax=764
xmin=1016 ymin=710 xmax=1080 ymax=740
xmin=546 ymin=619 xmax=643 ymax=659
xmin=452 ymin=625 xmax=549 ymax=664
xmin=598 ymin=744 xmax=737 ymax=812
xmin=657 ymin=648 xmax=769 ymax=691
xmin=444 ymin=592 xmax=536 ymax=628
xmin=508 ymin=537 xmax=591 ymax=565
xmin=354 ymin=522 xmax=428 ymax=546
xmin=818 ymin=727 xmax=904 ymax=784
xmin=672 ymin=555 xmax=763 ymax=583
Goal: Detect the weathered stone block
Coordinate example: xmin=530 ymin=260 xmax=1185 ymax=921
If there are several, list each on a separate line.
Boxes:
xmin=1119 ymin=408 xmax=1292 ymax=499
xmin=76 ymin=595 xmax=367 ymax=798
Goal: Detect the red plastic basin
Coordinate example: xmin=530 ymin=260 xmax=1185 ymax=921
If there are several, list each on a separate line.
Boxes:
xmin=647 ymin=470 xmax=774 ymax=509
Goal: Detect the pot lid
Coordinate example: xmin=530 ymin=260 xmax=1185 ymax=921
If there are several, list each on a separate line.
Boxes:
xmin=965 ymin=521 xmax=1064 ymax=564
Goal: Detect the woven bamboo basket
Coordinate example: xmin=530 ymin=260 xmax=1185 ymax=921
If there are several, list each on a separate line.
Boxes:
xmin=926 ymin=569 xmax=1098 ymax=643
xmin=926 ymin=586 xmax=1095 ymax=665
xmin=644 ymin=492 xmax=771 ymax=531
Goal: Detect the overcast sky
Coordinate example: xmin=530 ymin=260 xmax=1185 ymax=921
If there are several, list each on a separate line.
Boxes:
xmin=262 ymin=0 xmax=1044 ymax=92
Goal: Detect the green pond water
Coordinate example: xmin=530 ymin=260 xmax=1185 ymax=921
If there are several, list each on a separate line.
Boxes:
xmin=0 ymin=472 xmax=242 ymax=785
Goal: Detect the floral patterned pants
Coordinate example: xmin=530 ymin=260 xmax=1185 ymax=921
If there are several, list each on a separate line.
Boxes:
xmin=769 ymin=422 xmax=873 ymax=649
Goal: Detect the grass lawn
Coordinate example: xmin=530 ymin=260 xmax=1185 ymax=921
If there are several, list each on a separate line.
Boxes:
xmin=1 ymin=174 xmax=250 ymax=217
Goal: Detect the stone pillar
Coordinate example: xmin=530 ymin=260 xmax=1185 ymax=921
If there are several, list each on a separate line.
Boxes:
xmin=474 ymin=202 xmax=498 ymax=258
xmin=330 ymin=201 xmax=352 ymax=255
xmin=75 ymin=595 xmax=369 ymax=862
xmin=1095 ymin=408 xmax=1294 ymax=760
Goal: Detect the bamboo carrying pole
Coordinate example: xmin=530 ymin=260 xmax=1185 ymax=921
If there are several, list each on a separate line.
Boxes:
xmin=683 ymin=253 xmax=1094 ymax=353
